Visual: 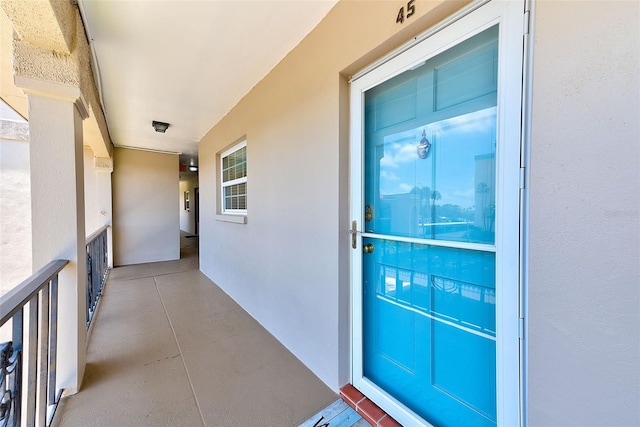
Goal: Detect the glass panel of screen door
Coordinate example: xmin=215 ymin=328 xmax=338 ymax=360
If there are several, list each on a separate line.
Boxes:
xmin=362 ymin=25 xmax=499 ymax=427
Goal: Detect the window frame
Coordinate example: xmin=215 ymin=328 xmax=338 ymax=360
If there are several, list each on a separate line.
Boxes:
xmin=219 ymin=139 xmax=247 ymax=217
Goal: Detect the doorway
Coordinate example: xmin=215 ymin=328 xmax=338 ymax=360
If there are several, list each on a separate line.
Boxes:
xmin=349 ymin=2 xmax=526 ymax=426
xmin=195 ymin=187 xmax=199 ymax=235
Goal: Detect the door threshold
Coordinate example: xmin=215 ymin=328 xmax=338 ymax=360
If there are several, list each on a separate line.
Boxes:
xmin=340 ymin=384 xmax=402 ymax=427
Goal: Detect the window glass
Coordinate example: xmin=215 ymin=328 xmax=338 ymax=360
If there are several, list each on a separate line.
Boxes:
xmin=220 ymin=141 xmax=247 ymax=215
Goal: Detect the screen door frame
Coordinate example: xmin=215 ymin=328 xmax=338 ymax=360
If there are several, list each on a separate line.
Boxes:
xmin=349 ymin=1 xmax=527 ymax=426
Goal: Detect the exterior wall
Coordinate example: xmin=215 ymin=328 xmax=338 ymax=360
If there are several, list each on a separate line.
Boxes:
xmin=527 ymin=1 xmax=640 ymax=426
xmin=199 ymin=0 xmax=472 ymax=391
xmin=179 ymin=175 xmax=198 ymax=234
xmin=112 ymin=148 xmax=179 ymax=266
xmin=0 ymin=136 xmax=31 ymax=296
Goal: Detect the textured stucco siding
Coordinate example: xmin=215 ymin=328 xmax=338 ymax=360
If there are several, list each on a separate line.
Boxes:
xmin=527 ymin=1 xmax=640 ymax=426
xmin=1 ymin=0 xmax=112 ymax=158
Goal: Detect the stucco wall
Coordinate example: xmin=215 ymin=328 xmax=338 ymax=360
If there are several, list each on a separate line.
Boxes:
xmin=1 ymin=0 xmax=112 ymax=158
xmin=112 ymin=148 xmax=179 ymax=266
xmin=527 ymin=1 xmax=640 ymax=426
xmin=0 ymin=137 xmax=31 ymax=296
xmin=199 ymin=0 xmax=471 ymax=392
xmin=179 ymin=175 xmax=198 ymax=234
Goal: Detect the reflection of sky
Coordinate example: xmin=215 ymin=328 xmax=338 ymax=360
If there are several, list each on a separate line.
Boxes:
xmin=380 ymin=107 xmax=496 ymax=208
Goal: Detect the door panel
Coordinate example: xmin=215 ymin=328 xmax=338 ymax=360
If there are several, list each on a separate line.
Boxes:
xmin=362 ymin=25 xmax=499 ymax=427
xmin=363 ymin=238 xmax=496 ymax=426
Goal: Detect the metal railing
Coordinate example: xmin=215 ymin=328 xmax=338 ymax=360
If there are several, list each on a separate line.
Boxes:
xmin=86 ymin=225 xmax=109 ymax=327
xmin=0 ymin=259 xmax=68 ymax=427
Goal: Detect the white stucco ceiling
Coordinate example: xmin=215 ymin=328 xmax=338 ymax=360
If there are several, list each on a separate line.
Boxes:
xmin=78 ymin=0 xmax=337 ymax=165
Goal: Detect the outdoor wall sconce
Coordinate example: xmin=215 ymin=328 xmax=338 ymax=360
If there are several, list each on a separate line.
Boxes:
xmin=152 ymin=120 xmax=170 ymax=133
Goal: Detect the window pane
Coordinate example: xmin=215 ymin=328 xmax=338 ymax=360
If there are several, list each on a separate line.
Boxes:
xmin=221 ymin=142 xmax=247 ymax=212
xmin=223 ymin=182 xmax=247 ymax=212
xmin=364 ymin=27 xmax=498 ymax=245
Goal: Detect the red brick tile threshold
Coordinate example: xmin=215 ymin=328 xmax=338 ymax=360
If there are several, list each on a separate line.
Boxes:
xmin=340 ymin=384 xmax=402 ymax=427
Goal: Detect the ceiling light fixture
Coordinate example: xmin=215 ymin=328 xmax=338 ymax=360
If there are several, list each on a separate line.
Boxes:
xmin=152 ymin=120 xmax=170 ymax=133
xmin=189 ymin=165 xmax=198 ymax=172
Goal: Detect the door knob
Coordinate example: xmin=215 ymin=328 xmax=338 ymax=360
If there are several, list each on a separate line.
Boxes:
xmin=363 ymin=243 xmax=375 ymax=254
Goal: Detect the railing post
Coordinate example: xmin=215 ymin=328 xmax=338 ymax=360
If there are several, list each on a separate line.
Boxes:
xmin=37 ymin=287 xmax=50 ymax=426
xmin=48 ymin=276 xmax=59 ymax=408
xmin=26 ymin=296 xmax=38 ymax=426
xmin=13 ymin=309 xmax=23 ymax=424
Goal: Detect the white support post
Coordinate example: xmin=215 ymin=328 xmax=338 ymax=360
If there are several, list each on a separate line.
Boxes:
xmin=95 ymin=157 xmax=114 ymax=268
xmin=25 ymin=88 xmax=88 ymax=395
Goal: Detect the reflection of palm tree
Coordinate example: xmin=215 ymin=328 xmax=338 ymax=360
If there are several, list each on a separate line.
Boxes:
xmin=410 ymin=186 xmax=440 ymax=219
xmin=485 ymin=203 xmax=495 ymax=232
xmin=411 ymin=185 xmax=431 ymax=200
xmin=430 ymin=190 xmax=441 ymax=228
xmin=411 ymin=185 xmax=430 ymax=222
xmin=411 ymin=186 xmax=432 ymax=237
xmin=476 ymin=183 xmax=491 ymax=231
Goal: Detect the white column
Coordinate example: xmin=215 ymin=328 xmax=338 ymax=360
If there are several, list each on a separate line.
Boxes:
xmin=95 ymin=156 xmax=114 ymax=268
xmin=27 ymin=90 xmax=87 ymax=394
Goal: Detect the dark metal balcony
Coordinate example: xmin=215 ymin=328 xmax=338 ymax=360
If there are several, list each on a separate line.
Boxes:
xmin=0 ymin=260 xmax=68 ymax=427
xmin=86 ymin=226 xmax=110 ymax=327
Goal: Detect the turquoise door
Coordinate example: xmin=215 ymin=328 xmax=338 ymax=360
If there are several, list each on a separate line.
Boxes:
xmin=361 ymin=26 xmax=501 ymax=426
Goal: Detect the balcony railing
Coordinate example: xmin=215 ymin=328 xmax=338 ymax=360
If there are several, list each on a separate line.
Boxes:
xmin=86 ymin=226 xmax=109 ymax=327
xmin=0 ymin=259 xmax=68 ymax=427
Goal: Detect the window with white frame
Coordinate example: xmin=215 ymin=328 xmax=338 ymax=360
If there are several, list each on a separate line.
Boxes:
xmin=220 ymin=140 xmax=247 ymax=215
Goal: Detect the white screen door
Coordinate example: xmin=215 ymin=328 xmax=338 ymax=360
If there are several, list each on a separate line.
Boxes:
xmin=350 ymin=1 xmax=525 ymax=426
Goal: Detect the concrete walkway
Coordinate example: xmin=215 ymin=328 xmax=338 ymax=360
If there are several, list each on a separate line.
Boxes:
xmin=52 ymin=233 xmax=336 ymax=427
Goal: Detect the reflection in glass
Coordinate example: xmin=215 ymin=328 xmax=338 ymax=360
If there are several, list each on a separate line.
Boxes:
xmin=364 ymin=25 xmax=498 ymax=245
xmin=370 ymin=108 xmax=496 ymax=244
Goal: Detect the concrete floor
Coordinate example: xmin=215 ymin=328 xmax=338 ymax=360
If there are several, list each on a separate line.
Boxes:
xmin=52 ymin=232 xmax=337 ymax=427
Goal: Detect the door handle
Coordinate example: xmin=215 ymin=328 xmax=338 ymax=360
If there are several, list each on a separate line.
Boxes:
xmin=350 ymin=220 xmax=358 ymax=249
xmin=363 ymin=243 xmax=374 ymax=254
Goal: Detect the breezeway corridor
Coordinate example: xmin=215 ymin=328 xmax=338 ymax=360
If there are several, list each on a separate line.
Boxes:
xmin=52 ymin=233 xmax=337 ymax=426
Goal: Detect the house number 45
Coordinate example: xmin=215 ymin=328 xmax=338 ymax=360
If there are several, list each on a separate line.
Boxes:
xmin=396 ymin=0 xmax=416 ymax=24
